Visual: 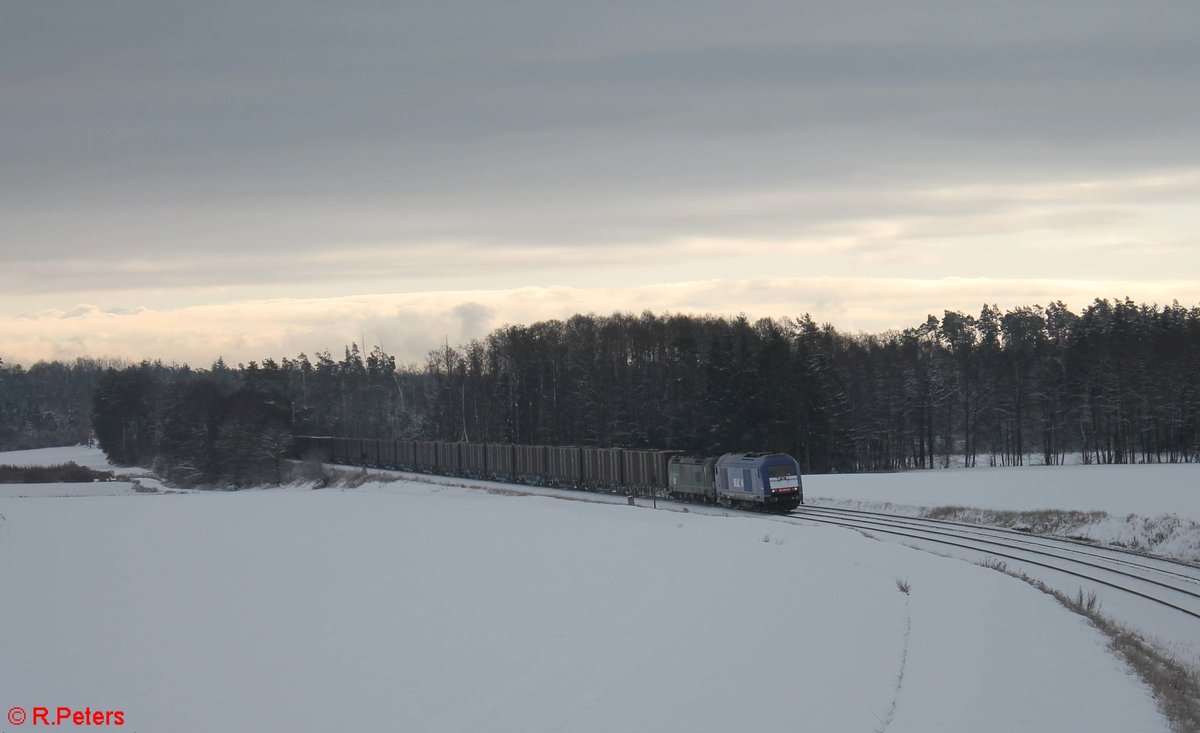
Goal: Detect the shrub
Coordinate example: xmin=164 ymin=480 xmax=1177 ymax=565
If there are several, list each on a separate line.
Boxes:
xmin=0 ymin=462 xmax=113 ymax=483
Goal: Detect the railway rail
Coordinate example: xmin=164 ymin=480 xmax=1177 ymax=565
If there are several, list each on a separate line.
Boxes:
xmin=797 ymin=504 xmax=1200 ymax=574
xmin=779 ymin=505 xmax=1200 ymax=623
xmin=305 ymin=437 xmax=1200 ymax=646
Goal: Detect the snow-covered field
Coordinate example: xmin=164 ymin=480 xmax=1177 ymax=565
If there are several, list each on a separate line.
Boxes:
xmin=808 ymin=462 xmax=1200 ymax=519
xmin=0 ymin=445 xmax=165 ymax=496
xmin=1 ymin=446 xmax=1193 ymax=731
xmin=0 ymin=444 xmax=142 ymax=475
xmin=808 ymin=463 xmax=1200 ymax=563
xmin=0 ymin=481 xmax=142 ymax=498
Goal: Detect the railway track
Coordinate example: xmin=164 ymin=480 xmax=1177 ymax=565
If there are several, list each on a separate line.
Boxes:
xmin=779 ymin=504 xmax=1200 ymax=623
xmin=324 ymin=457 xmax=1200 ymax=644
xmin=321 ymin=458 xmax=1200 ymax=676
xmin=797 ymin=504 xmax=1200 ymax=573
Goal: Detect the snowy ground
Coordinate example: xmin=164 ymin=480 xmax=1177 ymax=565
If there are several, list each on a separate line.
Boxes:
xmin=0 ymin=445 xmax=166 ymax=496
xmin=0 ymin=481 xmax=1167 ymax=732
xmin=0 ymin=446 xmax=1185 ymax=731
xmin=808 ymin=462 xmax=1200 ymax=519
xmin=0 ymin=444 xmax=142 ymax=475
xmin=0 ymin=481 xmax=141 ymax=498
xmin=807 ymin=463 xmax=1200 ymax=563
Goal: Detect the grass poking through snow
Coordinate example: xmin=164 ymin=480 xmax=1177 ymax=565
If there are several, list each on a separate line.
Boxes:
xmin=977 ymin=560 xmax=1200 ymax=733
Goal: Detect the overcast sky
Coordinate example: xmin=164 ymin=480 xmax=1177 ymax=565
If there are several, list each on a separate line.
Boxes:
xmin=2 ymin=1 xmax=1198 ymax=366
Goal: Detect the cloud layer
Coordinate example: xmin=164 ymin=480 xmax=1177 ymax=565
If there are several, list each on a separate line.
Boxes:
xmin=1 ymin=2 xmax=1198 ymax=363
xmin=5 ymin=278 xmax=1198 ymax=368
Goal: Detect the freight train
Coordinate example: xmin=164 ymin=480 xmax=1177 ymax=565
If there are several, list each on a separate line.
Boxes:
xmin=292 ymin=436 xmax=804 ymax=512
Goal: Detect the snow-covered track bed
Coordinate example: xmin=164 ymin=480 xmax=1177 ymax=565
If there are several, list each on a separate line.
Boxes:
xmin=797 ymin=505 xmax=1200 ymax=581
xmin=781 ymin=504 xmax=1200 ymax=664
xmin=298 ymin=458 xmax=1200 ymax=668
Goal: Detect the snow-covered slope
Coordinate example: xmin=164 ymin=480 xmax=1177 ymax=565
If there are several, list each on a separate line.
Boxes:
xmin=808 ymin=463 xmax=1200 ymax=563
xmin=808 ymin=462 xmax=1200 ymax=519
xmin=0 ymin=478 xmax=1168 ymax=732
xmin=0 ymin=444 xmax=140 ymax=474
xmin=0 ymin=445 xmax=163 ymax=496
xmin=0 ymin=481 xmax=141 ymax=498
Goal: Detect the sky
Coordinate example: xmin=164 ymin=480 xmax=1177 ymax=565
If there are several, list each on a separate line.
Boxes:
xmin=2 ymin=1 xmax=1199 ymax=367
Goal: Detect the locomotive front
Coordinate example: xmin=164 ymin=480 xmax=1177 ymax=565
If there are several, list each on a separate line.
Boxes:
xmin=715 ymin=452 xmax=804 ymax=511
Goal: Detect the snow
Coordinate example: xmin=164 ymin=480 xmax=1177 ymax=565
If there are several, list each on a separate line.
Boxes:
xmin=807 ymin=463 xmax=1200 ymax=520
xmin=10 ymin=445 xmax=1198 ymax=520
xmin=0 ymin=461 xmax=1170 ymax=732
xmin=0 ymin=445 xmax=165 ymax=497
xmin=808 ymin=463 xmax=1200 ymax=563
xmin=0 ymin=481 xmax=139 ymax=498
xmin=0 ymin=444 xmax=140 ymax=474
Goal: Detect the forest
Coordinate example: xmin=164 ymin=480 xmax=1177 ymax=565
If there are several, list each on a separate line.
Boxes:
xmin=2 ymin=297 xmax=1198 ymax=484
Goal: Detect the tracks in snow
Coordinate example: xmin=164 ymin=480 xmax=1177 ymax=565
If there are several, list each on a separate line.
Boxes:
xmin=780 ymin=505 xmax=1200 ymax=623
xmin=322 ymin=461 xmax=1200 ymax=630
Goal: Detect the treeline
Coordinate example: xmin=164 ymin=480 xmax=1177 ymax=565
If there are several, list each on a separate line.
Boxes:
xmin=420 ymin=299 xmax=1200 ymax=471
xmin=87 ymin=348 xmax=425 ymax=486
xmin=0 ymin=357 xmax=113 ymax=450
xmin=5 ymin=297 xmax=1200 ymax=482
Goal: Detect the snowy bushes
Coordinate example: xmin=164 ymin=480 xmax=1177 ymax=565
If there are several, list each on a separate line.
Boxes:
xmin=93 ymin=367 xmax=293 ymax=487
xmin=0 ymin=462 xmax=113 ymax=483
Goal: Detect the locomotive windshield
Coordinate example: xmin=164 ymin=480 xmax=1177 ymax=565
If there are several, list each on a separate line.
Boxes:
xmin=767 ymin=464 xmax=797 ymax=479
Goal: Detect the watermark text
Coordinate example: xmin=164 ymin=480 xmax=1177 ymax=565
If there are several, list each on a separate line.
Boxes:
xmin=7 ymin=706 xmax=125 ymax=726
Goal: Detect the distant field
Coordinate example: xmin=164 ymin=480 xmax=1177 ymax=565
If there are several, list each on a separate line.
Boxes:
xmin=807 ymin=462 xmax=1200 ymax=520
xmin=0 ymin=445 xmax=135 ymax=473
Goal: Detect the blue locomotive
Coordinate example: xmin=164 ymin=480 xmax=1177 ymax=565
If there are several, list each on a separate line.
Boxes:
xmin=667 ymin=452 xmax=803 ymax=511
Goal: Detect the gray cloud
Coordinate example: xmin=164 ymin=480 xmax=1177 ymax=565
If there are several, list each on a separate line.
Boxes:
xmin=6 ymin=2 xmax=1196 ymax=199
xmin=1 ymin=1 xmax=1198 ymax=354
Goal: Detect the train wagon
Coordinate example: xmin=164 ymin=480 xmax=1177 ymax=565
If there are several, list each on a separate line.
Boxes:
xmin=380 ymin=439 xmax=399 ymax=469
xmin=513 ymin=444 xmax=547 ymax=483
xmin=714 ymin=452 xmax=804 ymax=511
xmin=622 ymin=449 xmax=682 ymax=495
xmin=546 ymin=446 xmax=583 ymax=486
xmin=395 ymin=439 xmax=416 ymax=470
xmin=363 ymin=438 xmax=382 ymax=467
xmin=667 ymin=455 xmax=717 ymax=503
xmin=582 ymin=447 xmax=623 ymax=490
xmin=485 ymin=443 xmax=516 ymax=480
xmin=460 ymin=442 xmax=488 ymax=477
xmin=333 ymin=437 xmax=352 ymax=464
xmin=434 ymin=441 xmax=462 ymax=474
xmin=414 ymin=441 xmax=439 ymax=472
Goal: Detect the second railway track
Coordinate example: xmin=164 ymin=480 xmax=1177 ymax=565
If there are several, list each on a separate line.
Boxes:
xmin=778 ymin=504 xmax=1200 ymax=623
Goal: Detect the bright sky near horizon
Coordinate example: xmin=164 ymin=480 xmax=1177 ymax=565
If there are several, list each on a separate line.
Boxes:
xmin=2 ymin=2 xmax=1198 ymax=367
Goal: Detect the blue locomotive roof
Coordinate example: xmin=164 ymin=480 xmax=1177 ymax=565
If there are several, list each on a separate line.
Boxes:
xmin=716 ymin=452 xmax=799 ymax=468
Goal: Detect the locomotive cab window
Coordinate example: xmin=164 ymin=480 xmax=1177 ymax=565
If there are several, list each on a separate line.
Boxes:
xmin=768 ymin=464 xmax=797 ymax=478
